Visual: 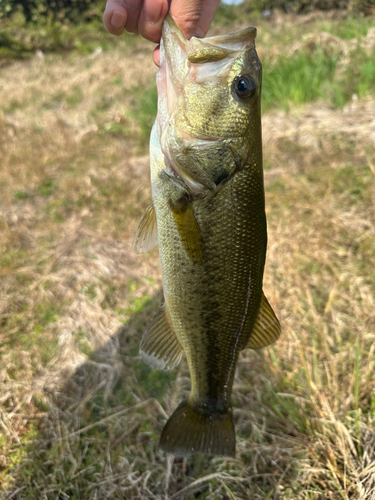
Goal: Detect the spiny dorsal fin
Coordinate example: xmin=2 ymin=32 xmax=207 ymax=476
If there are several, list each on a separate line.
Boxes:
xmin=140 ymin=307 xmax=184 ymax=370
xmin=246 ymin=293 xmax=281 ymax=349
xmin=169 ymin=196 xmax=203 ymax=262
xmin=132 ymin=203 xmax=158 ymax=254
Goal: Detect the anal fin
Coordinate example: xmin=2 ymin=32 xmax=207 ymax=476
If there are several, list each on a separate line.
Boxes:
xmin=133 ymin=203 xmax=158 ymax=254
xmin=140 ymin=307 xmax=183 ymax=370
xmin=245 ymin=292 xmax=281 ymax=349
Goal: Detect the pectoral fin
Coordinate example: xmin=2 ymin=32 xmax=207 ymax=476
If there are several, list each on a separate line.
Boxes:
xmin=245 ymin=293 xmax=281 ymax=349
xmin=140 ymin=307 xmax=184 ymax=370
xmin=169 ymin=197 xmax=203 ymax=262
xmin=132 ymin=203 xmax=158 ymax=254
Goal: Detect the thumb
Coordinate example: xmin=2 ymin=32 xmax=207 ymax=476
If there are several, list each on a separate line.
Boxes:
xmin=169 ymin=0 xmax=206 ymax=40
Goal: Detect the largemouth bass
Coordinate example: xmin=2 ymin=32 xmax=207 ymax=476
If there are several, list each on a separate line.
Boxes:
xmin=133 ymin=15 xmax=280 ymax=458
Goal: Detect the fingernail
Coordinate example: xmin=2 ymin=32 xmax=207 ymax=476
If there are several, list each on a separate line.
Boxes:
xmin=111 ymin=11 xmax=126 ymax=29
xmin=194 ymin=27 xmax=205 ymax=38
xmin=153 ymin=45 xmax=160 ymax=67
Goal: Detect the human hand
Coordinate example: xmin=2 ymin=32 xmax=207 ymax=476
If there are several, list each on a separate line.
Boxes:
xmin=103 ymin=0 xmax=221 ymax=65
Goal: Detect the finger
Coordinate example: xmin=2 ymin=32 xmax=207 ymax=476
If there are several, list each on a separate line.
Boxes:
xmin=153 ymin=45 xmax=160 ymax=67
xmin=103 ymin=0 xmax=144 ymax=35
xmin=103 ymin=0 xmax=128 ymax=35
xmin=138 ymin=0 xmax=169 ymax=43
xmin=197 ymin=0 xmax=221 ymax=36
xmin=169 ymin=0 xmax=206 ymax=40
xmin=122 ymin=0 xmax=144 ymax=34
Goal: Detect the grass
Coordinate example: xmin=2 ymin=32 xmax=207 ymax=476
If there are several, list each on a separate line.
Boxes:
xmin=0 ymin=10 xmax=140 ymax=61
xmin=262 ymin=49 xmax=342 ymax=110
xmin=261 ymin=25 xmax=375 ymax=110
xmin=318 ymin=14 xmax=374 ymax=39
xmin=1 ymin=6 xmax=375 ymax=500
xmin=125 ymin=18 xmax=375 ymax=123
xmin=128 ymin=84 xmax=158 ymax=148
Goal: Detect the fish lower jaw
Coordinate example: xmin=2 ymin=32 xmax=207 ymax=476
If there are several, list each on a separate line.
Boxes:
xmin=164 ymin=160 xmax=183 ymax=183
xmin=162 ymin=159 xmax=190 ymax=191
xmin=163 ymin=158 xmax=208 ymax=196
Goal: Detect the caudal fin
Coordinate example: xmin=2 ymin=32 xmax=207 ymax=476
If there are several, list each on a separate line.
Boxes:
xmin=159 ymin=400 xmax=235 ymax=458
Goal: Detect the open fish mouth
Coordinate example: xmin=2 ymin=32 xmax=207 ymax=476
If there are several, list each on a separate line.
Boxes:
xmin=156 ymin=15 xmax=258 ymax=142
xmin=154 ymin=14 xmax=262 ymax=200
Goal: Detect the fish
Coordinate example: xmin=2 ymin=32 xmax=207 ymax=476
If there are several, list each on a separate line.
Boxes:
xmin=133 ymin=15 xmax=281 ymax=458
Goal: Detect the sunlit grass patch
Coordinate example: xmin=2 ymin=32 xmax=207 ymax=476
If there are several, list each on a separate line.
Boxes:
xmin=355 ymin=53 xmax=375 ymax=98
xmin=318 ymin=14 xmax=374 ymax=40
xmin=263 ymin=44 xmax=375 ymax=110
xmin=128 ymin=83 xmax=158 ymax=149
xmin=211 ymin=2 xmax=261 ymax=28
xmin=0 ymin=422 xmax=40 ymax=491
xmin=2 ymin=290 xmax=66 ymax=377
xmin=263 ymin=48 xmax=340 ymax=109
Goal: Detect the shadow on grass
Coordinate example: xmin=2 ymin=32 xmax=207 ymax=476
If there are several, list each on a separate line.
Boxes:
xmin=3 ymin=289 xmax=174 ymax=498
xmin=3 ymin=288 xmax=305 ymax=500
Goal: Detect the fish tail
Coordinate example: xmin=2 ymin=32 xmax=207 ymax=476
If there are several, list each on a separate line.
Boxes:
xmin=159 ymin=400 xmax=235 ymax=458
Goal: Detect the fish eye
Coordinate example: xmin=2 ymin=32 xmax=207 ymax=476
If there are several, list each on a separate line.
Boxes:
xmin=233 ymin=75 xmax=257 ymax=99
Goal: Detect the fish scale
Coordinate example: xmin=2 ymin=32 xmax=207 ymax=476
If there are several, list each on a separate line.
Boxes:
xmin=133 ymin=15 xmax=281 ymax=457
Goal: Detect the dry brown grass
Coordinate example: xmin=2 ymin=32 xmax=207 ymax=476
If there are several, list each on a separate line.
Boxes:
xmin=260 ymin=97 xmax=375 ymax=498
xmin=1 ymin=13 xmax=375 ymax=500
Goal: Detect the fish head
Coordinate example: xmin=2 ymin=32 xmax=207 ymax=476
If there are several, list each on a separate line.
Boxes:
xmin=156 ymin=15 xmax=262 ymax=195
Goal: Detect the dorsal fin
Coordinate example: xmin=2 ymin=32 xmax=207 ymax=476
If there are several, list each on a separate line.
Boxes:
xmin=245 ymin=293 xmax=281 ymax=349
xmin=140 ymin=307 xmax=184 ymax=370
xmin=132 ymin=203 xmax=158 ymax=254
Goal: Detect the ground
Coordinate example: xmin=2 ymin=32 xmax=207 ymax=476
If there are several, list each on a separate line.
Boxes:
xmin=0 ymin=8 xmax=375 ymax=500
